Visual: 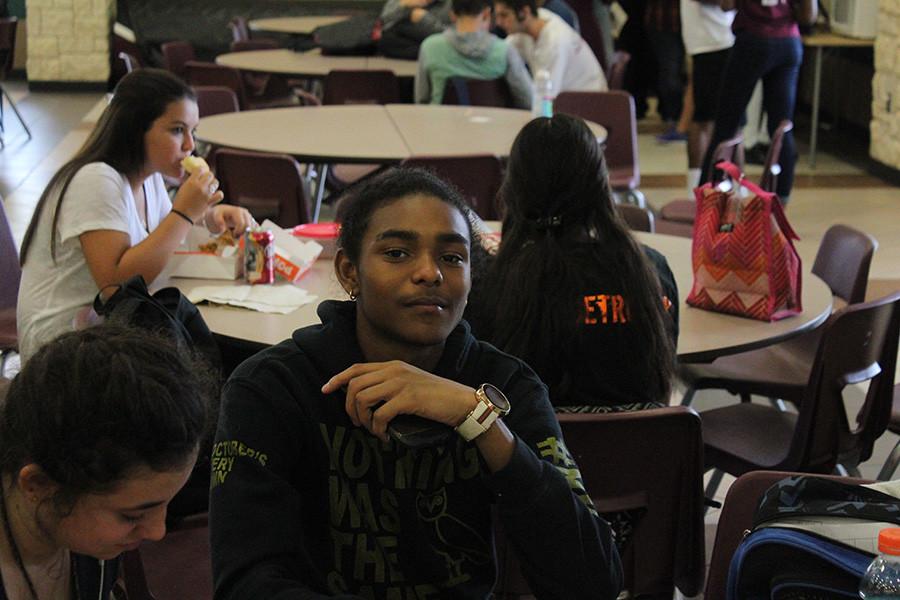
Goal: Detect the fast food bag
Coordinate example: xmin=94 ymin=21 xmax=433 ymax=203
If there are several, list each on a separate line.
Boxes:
xmin=260 ymin=219 xmax=323 ymax=283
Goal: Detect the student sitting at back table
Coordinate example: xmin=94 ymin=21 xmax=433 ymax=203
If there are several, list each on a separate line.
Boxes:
xmin=0 ymin=324 xmax=213 ymax=600
xmin=16 ymin=69 xmax=253 ymax=364
xmin=379 ymin=0 xmax=453 ymax=58
xmin=468 ymin=114 xmax=677 ymax=411
xmin=494 ymin=0 xmax=607 ymax=93
xmin=209 ymin=168 xmax=622 ymax=599
xmin=415 ymin=0 xmax=533 ymax=108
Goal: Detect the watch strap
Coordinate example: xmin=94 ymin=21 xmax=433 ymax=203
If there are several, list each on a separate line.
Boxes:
xmin=455 ymin=395 xmax=500 ymax=442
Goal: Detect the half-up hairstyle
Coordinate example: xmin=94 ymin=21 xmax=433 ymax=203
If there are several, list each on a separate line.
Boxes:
xmin=472 ymin=114 xmax=675 ymax=404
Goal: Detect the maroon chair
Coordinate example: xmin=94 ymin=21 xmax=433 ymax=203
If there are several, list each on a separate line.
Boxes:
xmin=193 ymin=85 xmax=239 ymax=118
xmin=554 ymin=91 xmax=643 ymax=207
xmin=0 ymin=18 xmax=30 ymax=142
xmin=878 ymin=384 xmax=900 ymax=480
xmin=759 ymin=120 xmax=794 ymax=193
xmin=656 ymin=132 xmax=745 ymax=237
xmin=0 ymin=197 xmax=19 ymax=374
xmin=401 ymin=155 xmax=504 ymax=220
xmin=615 ymin=204 xmax=655 ymax=233
xmin=230 ymin=39 xmax=279 ymax=52
xmin=322 ymin=69 xmax=399 ymax=105
xmin=705 ymin=471 xmax=871 ymax=600
xmin=184 ymin=61 xmax=296 ymax=111
xmin=700 ymin=291 xmax=900 ymax=501
xmin=215 ymin=149 xmax=312 ymax=227
xmin=606 ymin=50 xmax=631 ymax=91
xmin=121 ymin=513 xmax=212 ymax=600
xmin=495 ymin=407 xmax=706 ymax=599
xmin=160 ymin=40 xmax=196 ymax=80
xmin=680 ymin=224 xmax=878 ymax=408
xmin=441 ymin=77 xmax=514 ymax=108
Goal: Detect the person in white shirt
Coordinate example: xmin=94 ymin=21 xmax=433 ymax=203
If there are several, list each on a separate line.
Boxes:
xmin=494 ymin=0 xmax=607 ymax=94
xmin=680 ymin=0 xmax=736 ymax=192
xmin=16 ymin=69 xmax=253 ymax=363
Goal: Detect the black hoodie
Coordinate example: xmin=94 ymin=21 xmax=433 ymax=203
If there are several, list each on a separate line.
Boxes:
xmin=210 ymin=300 xmax=621 ymax=599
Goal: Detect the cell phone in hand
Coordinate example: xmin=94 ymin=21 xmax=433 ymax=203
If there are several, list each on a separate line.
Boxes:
xmin=387 ymin=414 xmax=453 ymax=449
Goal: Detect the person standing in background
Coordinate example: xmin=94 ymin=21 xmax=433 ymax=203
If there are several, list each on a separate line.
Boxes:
xmin=680 ymin=0 xmax=736 ymax=190
xmin=646 ymin=0 xmax=687 ymax=141
xmin=699 ymin=0 xmax=817 ymax=204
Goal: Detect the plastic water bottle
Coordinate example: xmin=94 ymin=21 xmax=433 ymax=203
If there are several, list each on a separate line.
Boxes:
xmin=532 ymin=69 xmax=554 ymax=118
xmin=860 ymin=528 xmax=900 ymax=599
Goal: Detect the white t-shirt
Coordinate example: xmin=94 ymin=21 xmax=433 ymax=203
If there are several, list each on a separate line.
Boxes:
xmin=680 ymin=0 xmax=736 ymax=56
xmin=508 ymin=8 xmax=607 ymax=94
xmin=17 ymin=162 xmax=171 ymax=363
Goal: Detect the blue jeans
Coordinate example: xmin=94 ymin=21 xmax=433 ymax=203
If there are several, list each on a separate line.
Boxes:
xmin=700 ymin=34 xmax=803 ymax=199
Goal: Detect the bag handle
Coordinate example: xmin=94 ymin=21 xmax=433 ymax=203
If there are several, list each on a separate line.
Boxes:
xmin=718 ymin=161 xmax=799 ymax=241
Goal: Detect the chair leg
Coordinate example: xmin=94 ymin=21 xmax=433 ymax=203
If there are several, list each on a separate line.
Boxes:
xmin=878 ymin=439 xmax=900 ymax=481
xmin=680 ymin=385 xmax=696 ymax=406
xmin=312 ymin=163 xmax=328 ymax=223
xmin=704 ymin=469 xmax=724 ymax=515
xmin=768 ymin=397 xmax=788 ymax=411
xmin=0 ymin=86 xmax=32 ymax=139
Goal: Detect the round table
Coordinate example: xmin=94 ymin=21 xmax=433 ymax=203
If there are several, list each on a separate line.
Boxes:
xmin=249 ymin=16 xmax=350 ymax=35
xmin=216 ymin=49 xmax=419 ymax=79
xmin=195 ymin=104 xmax=607 ymax=221
xmin=174 ymin=233 xmax=833 ymax=361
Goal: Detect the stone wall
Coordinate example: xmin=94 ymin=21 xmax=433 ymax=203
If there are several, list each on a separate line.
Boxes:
xmin=25 ymin=0 xmax=114 ymax=83
xmin=871 ymin=0 xmax=900 ymax=169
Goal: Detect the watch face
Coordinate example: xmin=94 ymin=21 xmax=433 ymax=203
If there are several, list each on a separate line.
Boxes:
xmin=482 ymin=383 xmax=511 ymax=415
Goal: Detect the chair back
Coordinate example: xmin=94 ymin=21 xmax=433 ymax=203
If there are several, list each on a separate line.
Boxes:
xmin=230 ymin=39 xmax=280 ymax=52
xmin=790 ymin=292 xmax=900 ymax=473
xmin=759 ymin=119 xmax=793 ymax=193
xmin=401 ymin=155 xmax=504 ymax=220
xmin=215 ymin=149 xmax=312 ymax=227
xmin=323 ymin=69 xmax=399 ymax=105
xmin=531 ymin=407 xmax=704 ymax=598
xmin=441 ymin=77 xmax=514 ymax=108
xmin=554 ymin=90 xmax=639 ymax=191
xmin=615 ymin=204 xmax=655 ymax=233
xmin=706 ymin=132 xmax=744 ymax=183
xmin=0 ymin=198 xmax=20 ymax=351
xmin=705 ymin=471 xmax=871 ymax=600
xmin=184 ymin=61 xmax=248 ymax=109
xmin=121 ymin=513 xmax=212 ymax=600
xmin=228 ymin=16 xmax=250 ymax=42
xmin=812 ymin=224 xmax=876 ymax=305
xmin=160 ymin=40 xmax=196 ymax=80
xmin=0 ymin=17 xmax=18 ymax=78
xmin=606 ymin=50 xmax=631 ymax=91
xmin=117 ymin=51 xmax=141 ymax=74
xmin=194 ymin=85 xmax=240 ymax=118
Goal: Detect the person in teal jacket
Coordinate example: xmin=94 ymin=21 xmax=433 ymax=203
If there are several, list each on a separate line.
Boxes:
xmin=415 ymin=0 xmax=533 ymax=108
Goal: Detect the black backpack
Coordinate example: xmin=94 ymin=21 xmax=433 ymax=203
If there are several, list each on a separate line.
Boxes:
xmin=92 ymin=275 xmax=221 ymax=372
xmin=313 ymin=15 xmax=381 ymax=56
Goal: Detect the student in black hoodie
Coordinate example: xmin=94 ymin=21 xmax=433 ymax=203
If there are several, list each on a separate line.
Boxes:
xmin=0 ymin=324 xmax=213 ymax=600
xmin=209 ymin=168 xmax=622 ymax=599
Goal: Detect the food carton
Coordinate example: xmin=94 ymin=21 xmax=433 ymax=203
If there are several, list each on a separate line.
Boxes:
xmin=169 ymin=227 xmax=241 ymax=280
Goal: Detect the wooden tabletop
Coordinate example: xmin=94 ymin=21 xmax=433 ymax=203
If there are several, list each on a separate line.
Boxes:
xmin=215 ymin=49 xmax=419 ymax=78
xmin=249 ymin=16 xmax=350 ymax=34
xmin=173 ymin=232 xmax=833 ymax=360
xmin=195 ymin=104 xmax=608 ymax=164
xmin=801 ymin=32 xmax=874 ymax=47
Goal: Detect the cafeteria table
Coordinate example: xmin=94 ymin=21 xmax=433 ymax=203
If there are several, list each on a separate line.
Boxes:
xmin=195 ymin=104 xmax=607 ymax=222
xmin=172 ymin=232 xmax=833 ymax=363
xmin=216 ymin=48 xmax=419 ymax=79
xmin=249 ymin=16 xmax=350 ymax=35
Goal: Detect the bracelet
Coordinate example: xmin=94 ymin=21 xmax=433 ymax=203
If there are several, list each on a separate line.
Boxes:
xmin=170 ymin=209 xmax=194 ymax=226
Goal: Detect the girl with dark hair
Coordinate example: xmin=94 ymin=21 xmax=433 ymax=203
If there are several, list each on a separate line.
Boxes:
xmin=469 ymin=113 xmax=678 ymax=410
xmin=210 ymin=168 xmax=621 ymax=599
xmin=16 ymin=68 xmax=253 ymax=363
xmin=0 ymin=324 xmax=213 ymax=599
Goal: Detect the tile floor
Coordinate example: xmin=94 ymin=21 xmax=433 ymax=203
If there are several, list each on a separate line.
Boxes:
xmin=2 ymin=80 xmax=900 ymax=596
